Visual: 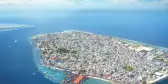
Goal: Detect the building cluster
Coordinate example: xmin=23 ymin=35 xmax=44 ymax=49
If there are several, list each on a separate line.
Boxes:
xmin=31 ymin=30 xmax=168 ymax=84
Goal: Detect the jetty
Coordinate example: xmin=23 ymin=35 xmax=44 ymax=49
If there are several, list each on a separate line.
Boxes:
xmin=73 ymin=75 xmax=85 ymax=84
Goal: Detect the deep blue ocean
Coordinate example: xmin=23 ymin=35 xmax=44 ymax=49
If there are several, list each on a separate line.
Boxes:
xmin=0 ymin=10 xmax=168 ymax=84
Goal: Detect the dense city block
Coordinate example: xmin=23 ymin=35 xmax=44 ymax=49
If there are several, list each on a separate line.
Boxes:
xmin=31 ymin=30 xmax=168 ymax=84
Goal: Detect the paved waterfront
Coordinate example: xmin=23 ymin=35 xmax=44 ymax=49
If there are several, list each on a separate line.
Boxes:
xmin=31 ymin=30 xmax=168 ymax=84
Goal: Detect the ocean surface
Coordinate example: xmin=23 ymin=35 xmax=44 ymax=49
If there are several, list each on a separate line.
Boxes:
xmin=0 ymin=10 xmax=168 ymax=84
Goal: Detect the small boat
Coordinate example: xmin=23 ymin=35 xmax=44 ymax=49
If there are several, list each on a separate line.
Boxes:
xmin=14 ymin=39 xmax=18 ymax=43
xmin=32 ymin=73 xmax=36 ymax=75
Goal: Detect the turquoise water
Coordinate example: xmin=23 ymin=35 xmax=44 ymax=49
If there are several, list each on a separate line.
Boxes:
xmin=32 ymin=45 xmax=66 ymax=83
xmin=83 ymin=78 xmax=111 ymax=84
xmin=38 ymin=65 xmax=66 ymax=83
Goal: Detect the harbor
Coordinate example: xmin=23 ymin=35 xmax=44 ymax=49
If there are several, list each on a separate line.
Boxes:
xmin=31 ymin=41 xmax=111 ymax=84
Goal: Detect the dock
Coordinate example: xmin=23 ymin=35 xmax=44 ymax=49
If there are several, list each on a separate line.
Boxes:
xmin=63 ymin=70 xmax=86 ymax=84
xmin=73 ymin=75 xmax=85 ymax=84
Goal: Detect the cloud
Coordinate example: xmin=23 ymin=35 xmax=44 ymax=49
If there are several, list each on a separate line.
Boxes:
xmin=0 ymin=0 xmax=167 ymax=9
xmin=104 ymin=0 xmax=168 ymax=9
xmin=0 ymin=0 xmax=73 ymax=6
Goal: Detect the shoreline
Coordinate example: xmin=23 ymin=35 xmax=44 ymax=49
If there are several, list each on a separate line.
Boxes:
xmin=30 ymin=30 xmax=168 ymax=84
xmin=31 ymin=30 xmax=168 ymax=50
xmin=0 ymin=25 xmax=34 ymax=32
xmin=38 ymin=63 xmax=168 ymax=84
xmin=39 ymin=62 xmax=114 ymax=84
xmin=0 ymin=25 xmax=34 ymax=29
xmin=87 ymin=76 xmax=113 ymax=83
xmin=122 ymin=38 xmax=168 ymax=50
xmin=42 ymin=64 xmax=114 ymax=84
xmin=149 ymin=74 xmax=168 ymax=83
xmin=41 ymin=61 xmax=113 ymax=83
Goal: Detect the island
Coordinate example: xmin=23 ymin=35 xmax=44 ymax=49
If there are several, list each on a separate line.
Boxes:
xmin=30 ymin=30 xmax=168 ymax=84
xmin=0 ymin=24 xmax=34 ymax=31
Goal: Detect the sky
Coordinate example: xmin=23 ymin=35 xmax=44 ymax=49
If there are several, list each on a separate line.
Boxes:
xmin=0 ymin=0 xmax=168 ymax=10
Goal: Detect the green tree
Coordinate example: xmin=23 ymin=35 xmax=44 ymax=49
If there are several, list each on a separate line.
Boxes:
xmin=57 ymin=47 xmax=70 ymax=53
xmin=123 ymin=64 xmax=134 ymax=72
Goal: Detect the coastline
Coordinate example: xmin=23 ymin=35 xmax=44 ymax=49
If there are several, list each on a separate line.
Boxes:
xmin=32 ymin=30 xmax=168 ymax=50
xmin=42 ymin=60 xmax=114 ymax=84
xmin=87 ymin=76 xmax=113 ymax=84
xmin=31 ymin=45 xmax=114 ymax=84
xmin=0 ymin=24 xmax=34 ymax=32
xmin=45 ymin=63 xmax=114 ymax=84
xmin=30 ymin=30 xmax=168 ymax=84
xmin=119 ymin=37 xmax=168 ymax=51
xmin=149 ymin=74 xmax=168 ymax=84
